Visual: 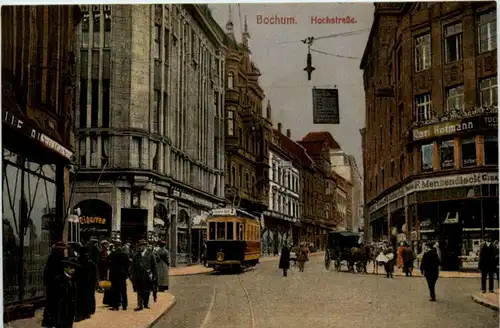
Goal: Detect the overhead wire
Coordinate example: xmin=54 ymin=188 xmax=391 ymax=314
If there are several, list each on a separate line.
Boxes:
xmin=277 ymin=28 xmax=370 ymax=44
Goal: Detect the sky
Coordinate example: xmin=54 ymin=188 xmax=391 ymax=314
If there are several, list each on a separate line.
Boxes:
xmin=209 ymin=3 xmax=374 ymax=173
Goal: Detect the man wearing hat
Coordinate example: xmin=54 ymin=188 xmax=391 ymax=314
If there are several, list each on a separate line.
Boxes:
xmin=131 ymin=239 xmax=157 ymax=311
xmin=42 ymin=242 xmax=67 ymax=327
xmin=108 ymin=239 xmax=130 ymax=311
xmin=52 ymin=257 xmax=81 ymax=328
xmin=420 ymin=241 xmax=440 ymax=301
xmin=479 ymin=234 xmax=496 ymax=293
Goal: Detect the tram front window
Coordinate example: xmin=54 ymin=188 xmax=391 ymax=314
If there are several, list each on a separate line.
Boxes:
xmin=209 ymin=222 xmax=216 ymax=240
xmin=217 ymin=222 xmax=226 ymax=240
xmin=227 ymin=222 xmax=234 ymax=240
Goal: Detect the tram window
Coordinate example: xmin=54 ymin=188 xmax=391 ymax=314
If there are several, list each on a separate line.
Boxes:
xmin=209 ymin=222 xmax=216 ymax=240
xmin=216 ymin=222 xmax=226 ymax=240
xmin=239 ymin=224 xmax=244 ymax=240
xmin=236 ymin=223 xmax=240 ymax=240
xmin=227 ymin=222 xmax=234 ymax=240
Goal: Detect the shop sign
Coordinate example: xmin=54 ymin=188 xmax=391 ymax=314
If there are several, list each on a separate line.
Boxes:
xmin=173 ymin=190 xmax=215 ymax=208
xmin=210 ymin=208 xmax=236 ymax=216
xmin=3 ymin=108 xmax=73 ymax=159
xmin=369 ymin=172 xmax=498 ymax=213
xmin=80 ymin=216 xmax=107 ymax=224
xmin=411 ymin=114 xmax=498 ymax=141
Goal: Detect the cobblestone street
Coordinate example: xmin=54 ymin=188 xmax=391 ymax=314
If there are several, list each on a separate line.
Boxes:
xmin=156 ymin=256 xmax=498 ymax=328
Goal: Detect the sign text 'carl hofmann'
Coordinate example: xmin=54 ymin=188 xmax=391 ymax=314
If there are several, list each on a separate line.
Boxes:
xmin=312 ymin=88 xmax=340 ymax=124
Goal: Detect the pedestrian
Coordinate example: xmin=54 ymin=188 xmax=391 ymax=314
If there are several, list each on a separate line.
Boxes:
xmin=131 ymin=239 xmax=157 ymax=311
xmin=478 ymin=234 xmax=496 ymax=293
xmin=403 ymin=242 xmax=417 ymax=277
xmin=383 ymin=247 xmax=395 ymax=278
xmin=493 ymin=240 xmax=499 ymax=283
xmin=42 ymin=242 xmax=67 ymax=328
xmin=279 ymin=244 xmax=291 ymax=277
xmin=297 ymin=243 xmax=310 ymax=272
xmin=155 ymin=240 xmax=170 ymax=292
xmin=52 ymin=257 xmax=81 ymax=328
xmin=420 ymin=241 xmax=440 ymax=301
xmin=108 ymin=239 xmax=130 ymax=311
xmin=72 ymin=243 xmax=97 ymax=321
xmin=87 ymin=237 xmax=100 ymax=270
xmin=397 ymin=242 xmax=404 ymax=270
xmin=99 ymin=240 xmax=109 ymax=281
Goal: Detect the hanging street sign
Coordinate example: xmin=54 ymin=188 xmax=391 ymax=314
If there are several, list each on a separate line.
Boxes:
xmin=312 ymin=88 xmax=340 ymax=124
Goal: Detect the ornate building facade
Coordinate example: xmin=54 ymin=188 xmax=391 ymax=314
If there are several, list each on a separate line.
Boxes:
xmin=361 ymin=2 xmax=498 ymax=270
xmin=72 ymin=4 xmax=226 ymax=266
xmin=223 ymin=10 xmax=272 ymax=222
xmin=2 ymin=5 xmax=82 ymax=320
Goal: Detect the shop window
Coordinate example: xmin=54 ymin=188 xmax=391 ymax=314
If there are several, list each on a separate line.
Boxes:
xmin=484 ymin=135 xmax=498 ymax=165
xmin=461 ymin=137 xmax=476 ymax=167
xmin=444 ymin=22 xmax=463 ymax=63
xmin=208 ymin=222 xmax=215 ymax=240
xmin=415 ymin=33 xmax=431 ymax=72
xmin=421 ymin=143 xmax=433 ymax=171
xmin=446 ymin=85 xmax=464 ymax=112
xmin=480 ymin=76 xmax=497 ymax=107
xmin=439 ymin=139 xmax=454 ymax=169
xmin=478 ymin=10 xmax=497 ymax=54
xmin=414 ymin=93 xmax=432 ymax=122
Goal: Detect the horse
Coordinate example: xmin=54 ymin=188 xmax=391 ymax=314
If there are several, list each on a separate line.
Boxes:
xmin=348 ymin=246 xmax=371 ymax=274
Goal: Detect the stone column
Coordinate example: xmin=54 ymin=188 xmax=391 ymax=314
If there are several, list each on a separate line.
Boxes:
xmin=112 ymin=187 xmax=121 ymax=237
xmin=454 ymin=137 xmax=461 ymax=169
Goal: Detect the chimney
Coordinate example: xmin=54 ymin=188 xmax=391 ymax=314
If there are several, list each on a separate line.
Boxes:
xmin=286 ymin=129 xmax=291 ymax=138
xmin=277 ymin=123 xmax=282 ymax=133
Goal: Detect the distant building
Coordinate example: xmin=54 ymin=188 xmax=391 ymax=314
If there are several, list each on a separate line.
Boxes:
xmin=360 ymin=2 xmax=498 ymax=270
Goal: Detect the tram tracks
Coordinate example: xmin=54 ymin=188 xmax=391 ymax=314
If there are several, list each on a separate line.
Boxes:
xmin=200 ymin=269 xmax=256 ymax=328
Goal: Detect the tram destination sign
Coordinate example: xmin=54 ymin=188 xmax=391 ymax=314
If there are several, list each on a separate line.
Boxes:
xmin=312 ymin=88 xmax=340 ymax=124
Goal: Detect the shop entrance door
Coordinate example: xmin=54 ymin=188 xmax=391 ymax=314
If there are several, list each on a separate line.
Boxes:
xmin=441 ymin=212 xmax=462 ymax=271
xmin=121 ymin=208 xmax=147 ymax=246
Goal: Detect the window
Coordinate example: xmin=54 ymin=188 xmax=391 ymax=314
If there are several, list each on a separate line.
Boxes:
xmin=245 ymin=173 xmax=249 ymax=189
xmin=154 ymin=24 xmax=161 ymax=60
xmin=399 ymin=155 xmax=404 ymax=179
xmin=163 ymin=92 xmax=168 ymax=134
xmin=228 ymin=72 xmax=234 ymax=89
xmin=227 ymin=110 xmax=234 ymax=135
xmin=421 ymin=143 xmax=434 ymax=171
xmin=164 ymin=27 xmax=169 ymax=66
xmin=90 ymin=136 xmax=98 ymax=167
xmin=226 ymin=222 xmax=234 ymax=240
xmin=461 ymin=137 xmax=476 ymax=167
xmin=79 ymin=139 xmax=86 ymax=166
xmin=440 ymin=139 xmax=454 ymax=169
xmin=104 ymin=9 xmax=111 ymax=47
xmin=102 ymin=79 xmax=110 ymax=128
xmin=415 ymin=34 xmax=431 ymax=71
xmin=381 ymin=168 xmax=385 ymax=188
xmin=216 ymin=222 xmax=226 ymax=240
xmin=414 ymin=93 xmax=432 ymax=122
xmin=81 ymin=11 xmax=89 ymax=47
xmin=209 ymin=222 xmax=215 ymax=240
xmin=390 ymin=161 xmax=395 ymax=177
xmin=478 ymin=11 xmax=497 ymax=53
xmin=231 ymin=166 xmax=235 ymax=186
xmin=152 ymin=90 xmax=160 ymax=134
xmin=480 ymin=76 xmax=498 ymax=107
xmin=484 ymin=135 xmax=498 ymax=165
xmin=446 ymin=85 xmax=464 ymax=111
xmin=102 ymin=133 xmax=110 ymax=166
xmin=91 ymin=79 xmax=99 ymax=127
xmin=93 ymin=10 xmax=100 ymax=48
xmin=214 ymin=137 xmax=219 ymax=169
xmin=131 ymin=137 xmax=141 ymax=168
xmin=238 ymin=165 xmax=243 ymax=187
xmin=79 ymin=79 xmax=88 ymax=128
xmin=444 ymin=23 xmax=463 ymax=63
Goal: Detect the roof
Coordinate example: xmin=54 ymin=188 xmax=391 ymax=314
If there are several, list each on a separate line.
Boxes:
xmin=297 ymin=140 xmax=325 ymax=157
xmin=301 ymin=132 xmax=341 ymax=149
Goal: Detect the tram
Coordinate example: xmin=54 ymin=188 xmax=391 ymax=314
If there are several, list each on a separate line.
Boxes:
xmin=206 ymin=207 xmax=261 ymax=271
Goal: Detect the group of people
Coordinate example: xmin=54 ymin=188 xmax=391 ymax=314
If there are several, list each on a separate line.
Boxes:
xmin=278 ymin=243 xmax=311 ymax=276
xmin=41 ymin=237 xmax=171 ymax=328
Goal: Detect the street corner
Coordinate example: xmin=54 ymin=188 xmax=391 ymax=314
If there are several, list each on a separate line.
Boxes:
xmin=74 ymin=292 xmax=176 ymax=328
xmin=169 ymin=264 xmax=214 ymax=276
xmin=472 ymin=289 xmax=499 ymax=311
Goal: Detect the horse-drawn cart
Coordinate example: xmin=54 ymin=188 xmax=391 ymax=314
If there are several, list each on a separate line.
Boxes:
xmin=324 ymin=231 xmax=365 ymax=273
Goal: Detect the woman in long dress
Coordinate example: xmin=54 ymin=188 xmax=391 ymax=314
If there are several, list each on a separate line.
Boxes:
xmin=155 ymin=241 xmax=170 ymax=292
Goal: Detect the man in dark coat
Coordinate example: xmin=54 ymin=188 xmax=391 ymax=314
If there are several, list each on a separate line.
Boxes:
xmin=108 ymin=240 xmax=130 ymax=311
xmin=87 ymin=237 xmax=100 ymax=274
xmin=72 ymin=243 xmax=97 ymax=321
xmin=42 ymin=242 xmax=67 ymax=328
xmin=131 ymin=239 xmax=157 ymax=311
xmin=420 ymin=242 xmax=440 ymax=301
xmin=279 ymin=245 xmax=291 ymax=277
xmin=52 ymin=258 xmax=80 ymax=328
xmin=479 ymin=235 xmax=496 ymax=293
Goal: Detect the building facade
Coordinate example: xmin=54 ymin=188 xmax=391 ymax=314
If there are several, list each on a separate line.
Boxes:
xmin=2 ymin=5 xmax=82 ymax=320
xmin=262 ymin=124 xmax=301 ymax=254
xmin=223 ymin=11 xmax=272 ymax=223
xmin=72 ymin=4 xmax=226 ymax=266
xmin=361 ymin=2 xmax=498 ymax=270
xmin=348 ymin=155 xmax=364 ymax=232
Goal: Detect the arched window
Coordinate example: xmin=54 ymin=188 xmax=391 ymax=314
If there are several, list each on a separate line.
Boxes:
xmin=228 ymin=72 xmax=234 ymax=89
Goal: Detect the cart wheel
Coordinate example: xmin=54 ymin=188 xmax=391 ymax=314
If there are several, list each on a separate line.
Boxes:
xmin=335 ymin=258 xmax=342 ymax=272
xmin=325 ymin=251 xmax=331 ymax=270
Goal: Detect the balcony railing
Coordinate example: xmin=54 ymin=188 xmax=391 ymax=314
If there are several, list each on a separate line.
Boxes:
xmin=411 ymin=105 xmax=498 ymax=128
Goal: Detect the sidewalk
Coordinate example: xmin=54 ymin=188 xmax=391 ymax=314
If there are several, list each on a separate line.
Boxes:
xmin=7 ymin=282 xmax=176 ymax=328
xmin=472 ymin=289 xmax=499 ymax=311
xmin=170 ymin=264 xmax=213 ymax=276
xmin=365 ymin=262 xmax=481 ymax=278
